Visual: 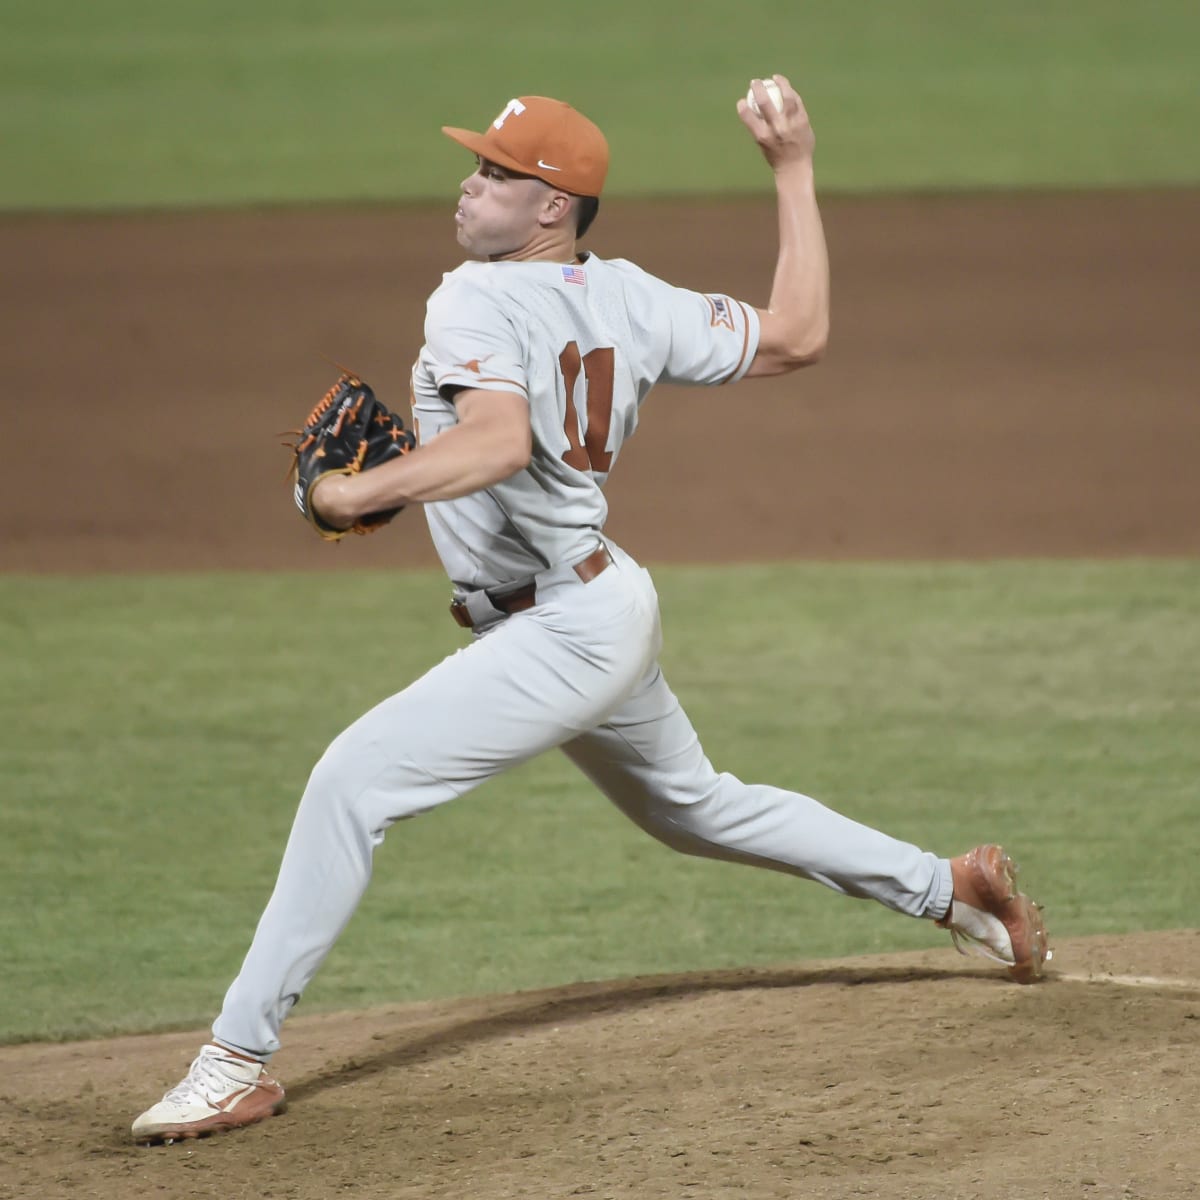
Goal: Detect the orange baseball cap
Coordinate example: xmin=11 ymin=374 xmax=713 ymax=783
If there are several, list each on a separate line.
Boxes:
xmin=442 ymin=96 xmax=609 ymax=198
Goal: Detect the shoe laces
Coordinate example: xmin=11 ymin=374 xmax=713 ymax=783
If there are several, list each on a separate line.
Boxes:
xmin=164 ymin=1047 xmax=255 ymax=1105
xmin=946 ymin=924 xmax=1016 ymax=967
xmin=941 ymin=898 xmax=1016 ymax=966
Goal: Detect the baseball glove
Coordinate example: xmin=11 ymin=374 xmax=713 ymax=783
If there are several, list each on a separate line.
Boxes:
xmin=288 ymin=371 xmax=416 ymax=541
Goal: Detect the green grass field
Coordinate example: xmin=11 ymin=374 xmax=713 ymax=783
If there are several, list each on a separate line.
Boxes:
xmin=2 ymin=562 xmax=1196 ymax=1043
xmin=2 ymin=0 xmax=1198 ymax=210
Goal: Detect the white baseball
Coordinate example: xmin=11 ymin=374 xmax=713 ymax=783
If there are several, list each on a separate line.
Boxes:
xmin=746 ymin=78 xmax=784 ymax=117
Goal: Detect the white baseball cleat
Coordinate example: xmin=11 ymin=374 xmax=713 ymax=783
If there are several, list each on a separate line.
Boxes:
xmin=131 ymin=1043 xmax=286 ymax=1144
xmin=937 ymin=844 xmax=1052 ymax=983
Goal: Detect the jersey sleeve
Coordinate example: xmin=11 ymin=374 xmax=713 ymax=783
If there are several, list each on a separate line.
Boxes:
xmin=423 ymin=273 xmax=529 ymax=400
xmin=654 ymin=282 xmax=761 ymax=386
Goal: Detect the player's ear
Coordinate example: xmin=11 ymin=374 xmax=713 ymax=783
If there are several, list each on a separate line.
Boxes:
xmin=538 ymin=188 xmax=574 ymax=228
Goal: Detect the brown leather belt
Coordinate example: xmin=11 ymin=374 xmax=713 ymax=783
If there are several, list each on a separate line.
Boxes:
xmin=449 ymin=545 xmax=612 ymax=629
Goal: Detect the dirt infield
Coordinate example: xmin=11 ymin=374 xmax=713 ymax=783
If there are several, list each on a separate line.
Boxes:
xmin=2 ymin=190 xmax=1197 ymax=572
xmin=4 ymin=935 xmax=1199 ymax=1200
xmin=1 ymin=192 xmax=1197 ymax=1198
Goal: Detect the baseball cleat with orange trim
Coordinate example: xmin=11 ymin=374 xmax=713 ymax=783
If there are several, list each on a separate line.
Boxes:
xmin=131 ymin=1043 xmax=286 ymax=1144
xmin=937 ymin=844 xmax=1052 ymax=983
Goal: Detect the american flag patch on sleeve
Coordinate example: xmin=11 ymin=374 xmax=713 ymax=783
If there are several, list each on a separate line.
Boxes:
xmin=561 ymin=265 xmax=587 ymax=286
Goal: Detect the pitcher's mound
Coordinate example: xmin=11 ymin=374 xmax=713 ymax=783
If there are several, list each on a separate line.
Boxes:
xmin=6 ymin=930 xmax=1198 ymax=1199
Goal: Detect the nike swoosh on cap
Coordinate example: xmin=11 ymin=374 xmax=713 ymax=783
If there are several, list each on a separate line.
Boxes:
xmin=537 ymin=160 xmax=562 ymax=171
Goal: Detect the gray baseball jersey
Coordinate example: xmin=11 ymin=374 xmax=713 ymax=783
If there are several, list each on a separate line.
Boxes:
xmin=411 ymin=254 xmax=758 ymax=589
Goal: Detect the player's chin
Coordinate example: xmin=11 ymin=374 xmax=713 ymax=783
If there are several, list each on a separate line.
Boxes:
xmin=455 ymin=223 xmax=492 ymax=256
xmin=457 ymin=227 xmax=516 ymax=261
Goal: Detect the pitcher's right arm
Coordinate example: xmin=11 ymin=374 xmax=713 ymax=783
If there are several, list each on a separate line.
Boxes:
xmin=739 ymin=74 xmax=830 ymax=377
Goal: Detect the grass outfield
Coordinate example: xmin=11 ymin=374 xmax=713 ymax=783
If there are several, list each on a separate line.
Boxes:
xmin=1 ymin=560 xmax=1196 ymax=1044
xmin=2 ymin=1 xmax=1198 ymax=210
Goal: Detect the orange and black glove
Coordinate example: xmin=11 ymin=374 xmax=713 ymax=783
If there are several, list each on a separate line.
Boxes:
xmin=288 ymin=371 xmax=415 ymax=541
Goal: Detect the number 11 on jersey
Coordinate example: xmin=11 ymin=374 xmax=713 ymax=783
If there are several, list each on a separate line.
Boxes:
xmin=559 ymin=341 xmax=615 ymax=475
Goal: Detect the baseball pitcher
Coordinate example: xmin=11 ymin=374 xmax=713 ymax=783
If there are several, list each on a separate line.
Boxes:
xmin=132 ymin=77 xmax=1050 ymax=1145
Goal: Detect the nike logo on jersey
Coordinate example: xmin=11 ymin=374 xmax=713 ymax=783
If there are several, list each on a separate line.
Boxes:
xmin=537 ymin=160 xmax=562 ymax=172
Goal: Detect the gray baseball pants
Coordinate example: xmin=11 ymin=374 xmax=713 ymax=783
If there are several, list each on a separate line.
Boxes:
xmin=213 ymin=543 xmax=953 ymax=1058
